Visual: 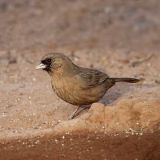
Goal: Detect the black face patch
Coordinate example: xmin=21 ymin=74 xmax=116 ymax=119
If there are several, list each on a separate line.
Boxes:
xmin=41 ymin=58 xmax=52 ymax=72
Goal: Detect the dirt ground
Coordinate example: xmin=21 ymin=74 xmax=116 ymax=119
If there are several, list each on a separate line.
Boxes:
xmin=0 ymin=0 xmax=160 ymax=160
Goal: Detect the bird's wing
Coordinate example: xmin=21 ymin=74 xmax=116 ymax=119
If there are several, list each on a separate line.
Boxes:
xmin=76 ymin=68 xmax=109 ymax=89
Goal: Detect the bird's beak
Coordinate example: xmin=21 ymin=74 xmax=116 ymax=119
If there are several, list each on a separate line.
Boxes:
xmin=36 ymin=63 xmax=46 ymax=69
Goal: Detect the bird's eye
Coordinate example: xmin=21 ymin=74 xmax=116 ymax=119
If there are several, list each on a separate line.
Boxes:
xmin=41 ymin=58 xmax=52 ymax=65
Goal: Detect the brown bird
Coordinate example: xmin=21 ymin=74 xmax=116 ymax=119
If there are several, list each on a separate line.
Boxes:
xmin=36 ymin=53 xmax=140 ymax=119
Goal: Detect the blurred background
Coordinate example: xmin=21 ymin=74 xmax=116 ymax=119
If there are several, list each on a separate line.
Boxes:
xmin=0 ymin=0 xmax=160 ymax=51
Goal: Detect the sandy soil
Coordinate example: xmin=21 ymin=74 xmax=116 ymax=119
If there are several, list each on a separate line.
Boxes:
xmin=0 ymin=0 xmax=160 ymax=159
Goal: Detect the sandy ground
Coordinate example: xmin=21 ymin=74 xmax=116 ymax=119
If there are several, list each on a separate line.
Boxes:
xmin=0 ymin=0 xmax=160 ymax=159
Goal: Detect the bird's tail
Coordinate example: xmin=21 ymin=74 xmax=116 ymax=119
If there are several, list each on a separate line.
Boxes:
xmin=109 ymin=77 xmax=140 ymax=83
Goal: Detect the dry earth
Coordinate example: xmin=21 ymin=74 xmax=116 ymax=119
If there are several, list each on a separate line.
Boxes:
xmin=0 ymin=0 xmax=160 ymax=160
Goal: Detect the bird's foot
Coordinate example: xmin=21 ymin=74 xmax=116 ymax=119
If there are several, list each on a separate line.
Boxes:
xmin=68 ymin=105 xmax=91 ymax=120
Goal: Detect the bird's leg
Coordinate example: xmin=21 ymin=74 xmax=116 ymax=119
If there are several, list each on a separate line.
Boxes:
xmin=69 ymin=105 xmax=90 ymax=120
xmin=69 ymin=106 xmax=81 ymax=120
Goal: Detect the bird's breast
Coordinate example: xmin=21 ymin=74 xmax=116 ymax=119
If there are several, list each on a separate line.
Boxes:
xmin=51 ymin=76 xmax=80 ymax=104
xmin=51 ymin=76 xmax=107 ymax=105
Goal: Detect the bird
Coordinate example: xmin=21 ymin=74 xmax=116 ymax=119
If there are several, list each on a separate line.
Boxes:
xmin=36 ymin=52 xmax=140 ymax=119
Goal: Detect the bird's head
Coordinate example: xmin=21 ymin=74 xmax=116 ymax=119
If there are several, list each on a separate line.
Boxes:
xmin=36 ymin=53 xmax=74 ymax=75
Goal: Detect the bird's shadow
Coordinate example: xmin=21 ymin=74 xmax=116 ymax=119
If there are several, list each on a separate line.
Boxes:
xmin=99 ymin=83 xmax=136 ymax=106
xmin=78 ymin=83 xmax=139 ymax=117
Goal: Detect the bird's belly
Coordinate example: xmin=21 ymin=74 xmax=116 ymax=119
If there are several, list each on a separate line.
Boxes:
xmin=52 ymin=79 xmax=106 ymax=105
xmin=77 ymin=84 xmax=107 ymax=105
